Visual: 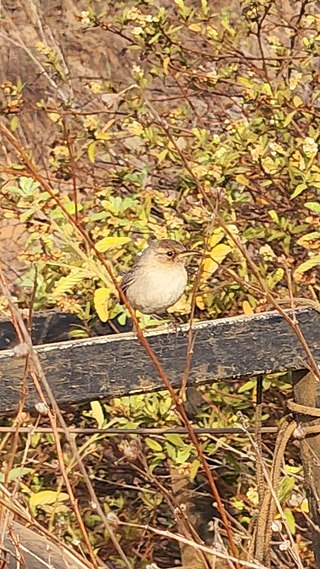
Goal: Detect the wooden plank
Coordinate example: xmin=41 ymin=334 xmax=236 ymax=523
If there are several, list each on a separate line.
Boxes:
xmin=0 ymin=308 xmax=319 ymax=414
xmin=2 ymin=521 xmax=87 ymax=569
xmin=0 ymin=311 xmax=81 ymax=350
xmin=0 ymin=311 xmax=132 ymax=350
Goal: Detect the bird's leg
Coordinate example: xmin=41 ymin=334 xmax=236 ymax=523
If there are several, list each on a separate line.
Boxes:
xmin=165 ymin=311 xmax=184 ymax=333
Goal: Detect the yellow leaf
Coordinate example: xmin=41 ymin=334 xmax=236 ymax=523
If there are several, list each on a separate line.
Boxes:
xmin=30 ymin=490 xmax=69 ymax=509
xmin=95 ymin=236 xmax=131 ymax=252
xmin=196 ymin=296 xmax=206 ymax=310
xmin=293 ymin=95 xmax=303 ymax=107
xmin=48 ymin=112 xmax=61 ymax=123
xmin=300 ymin=498 xmax=309 ymax=513
xmin=163 ymin=56 xmax=170 ymax=75
xmin=235 ymin=174 xmax=249 ymax=187
xmin=189 ymin=459 xmax=201 ymax=482
xmin=167 ymin=294 xmax=191 ymax=314
xmin=207 ymin=228 xmax=225 ymax=249
xmin=95 ymin=131 xmax=111 ymax=141
xmin=242 ymin=300 xmax=254 ymax=315
xmin=202 ymin=243 xmax=232 ymax=281
xmin=88 ymin=141 xmax=97 ymax=164
xmin=94 ymin=287 xmax=110 ymax=322
xmin=189 ymin=23 xmax=202 ymax=32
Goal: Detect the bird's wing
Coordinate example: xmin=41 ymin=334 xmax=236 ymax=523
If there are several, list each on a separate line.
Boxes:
xmin=120 ymin=269 xmax=136 ymax=294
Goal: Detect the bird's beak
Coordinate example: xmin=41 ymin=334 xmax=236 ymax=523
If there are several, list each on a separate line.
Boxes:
xmin=178 ymin=250 xmax=201 ymax=257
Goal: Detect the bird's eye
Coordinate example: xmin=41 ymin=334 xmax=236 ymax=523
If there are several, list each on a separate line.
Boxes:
xmin=166 ymin=251 xmax=174 ymax=257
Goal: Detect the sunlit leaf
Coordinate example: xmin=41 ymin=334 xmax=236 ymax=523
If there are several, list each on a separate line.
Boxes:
xmin=202 ymin=243 xmax=232 ymax=281
xmin=95 ymin=236 xmax=131 ymax=252
xmin=238 ymin=380 xmax=256 ymax=393
xmin=291 ymin=183 xmax=307 ymax=199
xmin=295 ymin=255 xmax=320 ymax=275
xmin=188 ymin=23 xmax=202 ymax=32
xmin=297 ymin=231 xmax=320 ymax=245
xmin=165 ymin=434 xmax=185 ymax=447
xmin=242 ymin=300 xmax=254 ymax=315
xmin=163 ymin=56 xmax=170 ymax=75
xmin=304 ymin=201 xmax=320 ymax=214
xmin=51 ymin=269 xmax=87 ymax=298
xmin=10 ymin=115 xmax=19 ymax=131
xmin=284 ymin=508 xmax=296 ymax=534
xmin=88 ymin=141 xmax=97 ymax=163
xmin=189 ymin=459 xmax=200 ymax=482
xmin=145 ymin=438 xmax=163 ymax=452
xmin=30 ymin=490 xmax=69 ymax=509
xmin=94 ymin=287 xmax=110 ymax=322
xmin=0 ymin=467 xmax=33 ymax=483
xmin=90 ymin=400 xmax=105 ymax=428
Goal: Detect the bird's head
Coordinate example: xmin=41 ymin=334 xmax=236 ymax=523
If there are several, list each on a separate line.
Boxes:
xmin=142 ymin=239 xmax=199 ymax=266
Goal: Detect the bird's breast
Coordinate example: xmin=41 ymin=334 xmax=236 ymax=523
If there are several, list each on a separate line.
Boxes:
xmin=126 ymin=265 xmax=188 ymax=314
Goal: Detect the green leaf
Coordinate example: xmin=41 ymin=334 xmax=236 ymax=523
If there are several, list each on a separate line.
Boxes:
xmin=176 ymin=446 xmax=192 ymax=464
xmin=297 ymin=231 xmax=320 ymax=245
xmin=238 ymin=379 xmax=256 ymax=393
xmin=284 ymin=508 xmax=296 ymax=535
xmin=95 ymin=236 xmax=131 ymax=252
xmin=19 ymin=176 xmax=40 ymax=196
xmin=189 ymin=459 xmax=201 ymax=481
xmin=51 ymin=269 xmax=87 ymax=298
xmin=295 ymin=255 xmax=320 ymax=275
xmin=266 ymin=268 xmax=284 ymax=289
xmin=283 ymin=111 xmax=296 ymax=127
xmin=291 ymin=183 xmax=307 ymax=199
xmin=0 ymin=467 xmax=33 ymax=483
xmin=268 ymin=210 xmax=279 ymax=224
xmin=117 ymin=311 xmax=128 ymax=326
xmin=235 ymin=174 xmax=249 ymax=187
xmin=90 ymin=400 xmax=105 ymax=428
xmin=145 ymin=438 xmax=163 ymax=452
xmin=10 ymin=115 xmax=20 ymax=132
xmin=304 ymin=201 xmax=320 ymax=214
xmin=156 ymin=148 xmax=168 ymax=165
xmin=149 ymin=454 xmax=166 ymax=473
xmin=165 ymin=434 xmax=185 ymax=447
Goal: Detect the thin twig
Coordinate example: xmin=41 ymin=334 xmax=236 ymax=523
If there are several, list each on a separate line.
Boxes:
xmin=0 ymin=426 xmax=281 ymax=435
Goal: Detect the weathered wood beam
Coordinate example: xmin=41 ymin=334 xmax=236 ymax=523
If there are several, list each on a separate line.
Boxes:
xmin=0 ymin=310 xmax=82 ymax=350
xmin=0 ymin=308 xmax=319 ymax=414
xmin=2 ymin=521 xmax=87 ymax=569
xmin=0 ymin=311 xmax=128 ymax=350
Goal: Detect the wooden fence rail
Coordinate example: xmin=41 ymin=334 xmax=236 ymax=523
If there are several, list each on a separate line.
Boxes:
xmin=0 ymin=307 xmax=318 ymax=414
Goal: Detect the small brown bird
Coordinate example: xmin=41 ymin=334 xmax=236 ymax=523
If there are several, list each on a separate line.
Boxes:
xmin=121 ymin=239 xmax=197 ymax=315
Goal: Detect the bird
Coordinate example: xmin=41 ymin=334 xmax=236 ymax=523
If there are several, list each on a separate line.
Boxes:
xmin=121 ymin=239 xmax=198 ymax=315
